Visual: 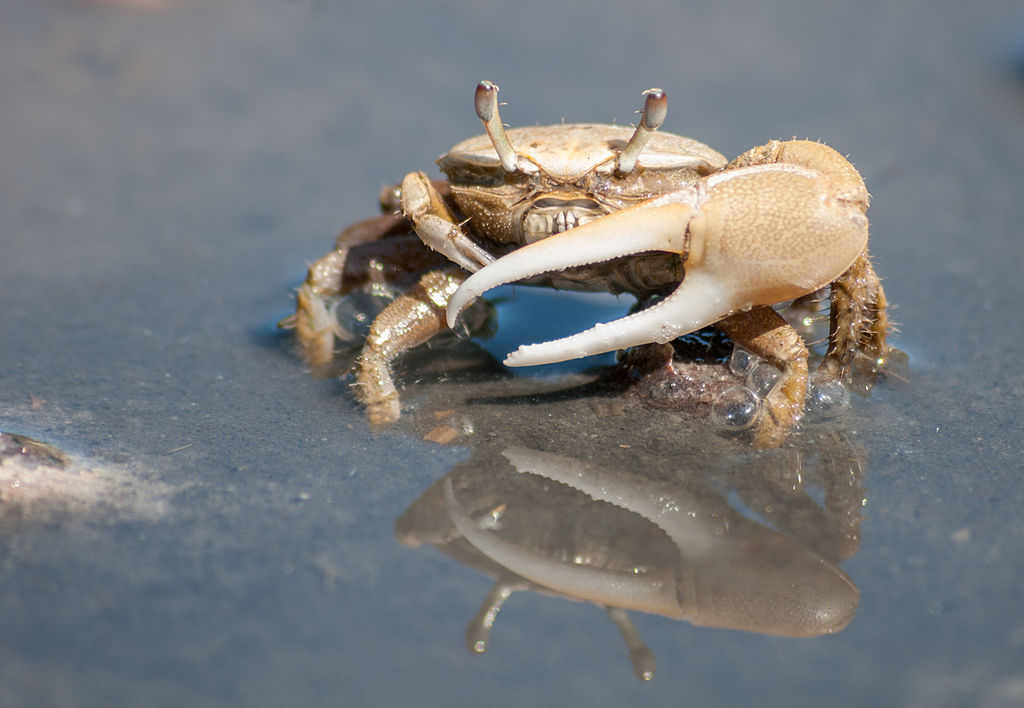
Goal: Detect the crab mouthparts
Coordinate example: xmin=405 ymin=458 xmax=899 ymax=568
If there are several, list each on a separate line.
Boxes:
xmin=445 ymin=196 xmax=739 ymax=367
xmin=519 ymin=197 xmax=605 ymax=243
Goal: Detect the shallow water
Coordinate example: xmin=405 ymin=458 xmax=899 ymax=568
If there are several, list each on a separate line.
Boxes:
xmin=1 ymin=1 xmax=1022 ymax=706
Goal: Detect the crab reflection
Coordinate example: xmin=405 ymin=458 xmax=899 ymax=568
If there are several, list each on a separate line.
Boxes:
xmin=395 ymin=430 xmax=865 ymax=681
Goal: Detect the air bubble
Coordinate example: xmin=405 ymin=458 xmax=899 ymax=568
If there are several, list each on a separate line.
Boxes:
xmin=807 ymin=377 xmax=850 ymax=419
xmin=745 ymin=362 xmax=781 ymax=397
xmin=711 ymin=386 xmax=761 ymax=431
xmin=728 ymin=347 xmax=756 ymax=377
xmin=333 ymin=293 xmax=391 ymax=342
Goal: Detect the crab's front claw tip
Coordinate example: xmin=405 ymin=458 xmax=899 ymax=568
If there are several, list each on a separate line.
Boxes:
xmin=445 ymin=286 xmax=476 ymax=330
xmin=502 ymin=350 xmax=527 ymax=367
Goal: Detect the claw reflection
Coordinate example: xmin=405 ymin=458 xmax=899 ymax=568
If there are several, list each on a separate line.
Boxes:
xmin=395 ymin=430 xmax=864 ymax=680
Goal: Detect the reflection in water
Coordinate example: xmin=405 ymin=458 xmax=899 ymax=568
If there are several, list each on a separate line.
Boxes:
xmin=395 ymin=424 xmax=865 ymax=680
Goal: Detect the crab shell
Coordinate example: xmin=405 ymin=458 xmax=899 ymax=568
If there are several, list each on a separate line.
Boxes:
xmin=438 ymin=125 xmax=728 ymax=245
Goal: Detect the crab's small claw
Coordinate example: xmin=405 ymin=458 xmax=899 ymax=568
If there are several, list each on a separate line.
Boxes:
xmin=447 ymin=159 xmax=869 ymax=367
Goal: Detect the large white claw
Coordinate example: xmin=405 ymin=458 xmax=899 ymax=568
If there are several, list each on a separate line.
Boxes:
xmin=445 ymin=192 xmax=723 ymax=366
xmin=448 ymin=162 xmax=869 ymax=368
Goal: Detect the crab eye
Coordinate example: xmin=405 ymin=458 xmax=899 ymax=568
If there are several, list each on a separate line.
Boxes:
xmin=615 ymin=89 xmax=668 ymax=174
xmin=475 ymin=81 xmax=522 ymax=174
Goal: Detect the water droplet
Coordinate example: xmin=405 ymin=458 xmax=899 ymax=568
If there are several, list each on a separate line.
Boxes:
xmin=807 ymin=377 xmax=850 ymax=418
xmin=728 ymin=347 xmax=756 ymax=377
xmin=711 ymin=386 xmax=761 ymax=430
xmin=333 ymin=293 xmax=391 ymax=341
xmin=745 ymin=361 xmax=781 ymax=397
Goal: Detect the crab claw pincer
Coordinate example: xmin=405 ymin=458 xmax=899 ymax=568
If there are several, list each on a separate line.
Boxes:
xmin=446 ymin=157 xmax=869 ymax=367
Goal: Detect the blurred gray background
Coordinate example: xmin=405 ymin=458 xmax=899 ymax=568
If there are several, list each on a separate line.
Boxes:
xmin=1 ymin=1 xmax=1022 ymax=706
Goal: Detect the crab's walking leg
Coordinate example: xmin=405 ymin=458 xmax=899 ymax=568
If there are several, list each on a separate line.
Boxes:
xmin=401 ymin=171 xmax=496 ymax=273
xmin=819 ymin=253 xmax=890 ymax=381
xmin=355 ymin=268 xmax=466 ymax=424
xmin=284 ymin=214 xmax=408 ymax=366
xmin=717 ymin=307 xmax=809 ymax=449
xmin=291 ymin=250 xmax=349 ymax=366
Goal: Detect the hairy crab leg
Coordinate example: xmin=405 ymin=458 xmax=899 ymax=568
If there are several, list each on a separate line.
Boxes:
xmin=819 ymin=252 xmax=890 ymax=381
xmin=355 ymin=268 xmax=466 ymax=424
xmin=284 ymin=214 xmax=410 ymax=367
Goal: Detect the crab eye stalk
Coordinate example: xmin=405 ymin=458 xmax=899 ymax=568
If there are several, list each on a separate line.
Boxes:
xmin=475 ymin=80 xmax=522 ymax=174
xmin=615 ymin=88 xmax=668 ymax=175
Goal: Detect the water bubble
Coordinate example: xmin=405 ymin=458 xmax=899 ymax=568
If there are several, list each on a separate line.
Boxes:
xmin=807 ymin=377 xmax=850 ymax=419
xmin=746 ymin=361 xmax=781 ymax=397
xmin=728 ymin=347 xmax=756 ymax=377
xmin=711 ymin=386 xmax=761 ymax=431
xmin=333 ymin=293 xmax=391 ymax=341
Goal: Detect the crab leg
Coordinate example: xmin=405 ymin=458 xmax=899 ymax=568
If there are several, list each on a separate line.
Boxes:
xmin=283 ymin=214 xmax=412 ymax=366
xmin=819 ymin=252 xmax=890 ymax=381
xmin=355 ymin=268 xmax=466 ymax=424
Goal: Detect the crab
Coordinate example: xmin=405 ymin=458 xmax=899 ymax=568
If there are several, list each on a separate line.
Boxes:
xmin=284 ymin=81 xmax=891 ymax=447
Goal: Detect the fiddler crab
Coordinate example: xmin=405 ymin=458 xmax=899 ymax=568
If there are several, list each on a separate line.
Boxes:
xmin=282 ymin=81 xmax=891 ymax=447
